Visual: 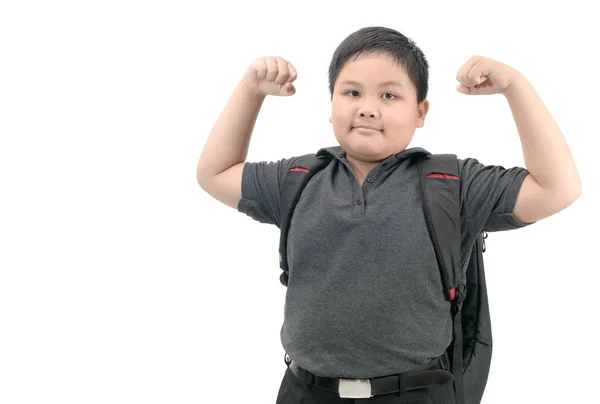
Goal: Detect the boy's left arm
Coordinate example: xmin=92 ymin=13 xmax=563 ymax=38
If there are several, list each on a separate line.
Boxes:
xmin=456 ymin=56 xmax=582 ymax=223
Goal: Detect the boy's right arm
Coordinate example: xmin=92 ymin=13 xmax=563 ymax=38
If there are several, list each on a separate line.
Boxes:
xmin=196 ymin=56 xmax=297 ymax=209
xmin=196 ymin=80 xmax=265 ymax=209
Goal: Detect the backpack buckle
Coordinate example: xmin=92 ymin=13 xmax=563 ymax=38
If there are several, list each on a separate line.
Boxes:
xmin=450 ymin=284 xmax=466 ymax=304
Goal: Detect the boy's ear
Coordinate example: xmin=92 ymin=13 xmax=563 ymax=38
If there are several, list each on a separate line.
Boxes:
xmin=416 ymin=99 xmax=430 ymax=128
xmin=329 ymin=116 xmax=332 ymax=123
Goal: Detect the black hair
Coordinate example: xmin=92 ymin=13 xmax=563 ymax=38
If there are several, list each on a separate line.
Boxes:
xmin=328 ymin=26 xmax=429 ymax=104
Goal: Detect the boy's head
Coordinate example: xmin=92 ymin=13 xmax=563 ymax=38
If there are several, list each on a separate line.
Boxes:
xmin=328 ymin=27 xmax=430 ymax=163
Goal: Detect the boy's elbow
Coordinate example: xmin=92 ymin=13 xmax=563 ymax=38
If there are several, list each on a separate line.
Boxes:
xmin=196 ymin=164 xmax=211 ymax=188
xmin=197 ymin=174 xmax=212 ymax=190
xmin=561 ymin=177 xmax=582 ymax=206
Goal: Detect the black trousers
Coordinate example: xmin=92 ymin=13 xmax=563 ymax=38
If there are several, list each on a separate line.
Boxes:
xmin=275 ymin=357 xmax=457 ymax=404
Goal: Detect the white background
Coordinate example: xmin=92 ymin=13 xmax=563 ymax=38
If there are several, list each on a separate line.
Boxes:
xmin=1 ymin=1 xmax=598 ymax=403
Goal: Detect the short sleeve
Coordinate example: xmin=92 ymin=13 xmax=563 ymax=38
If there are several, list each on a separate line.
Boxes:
xmin=237 ymin=157 xmax=302 ymax=227
xmin=459 ymin=157 xmax=534 ymax=235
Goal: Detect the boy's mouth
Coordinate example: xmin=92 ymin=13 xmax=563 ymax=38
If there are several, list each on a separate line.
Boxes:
xmin=353 ymin=126 xmax=382 ymax=134
xmin=353 ymin=124 xmax=381 ymax=130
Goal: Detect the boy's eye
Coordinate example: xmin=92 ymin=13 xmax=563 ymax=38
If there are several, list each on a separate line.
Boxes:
xmin=345 ymin=90 xmax=397 ymax=100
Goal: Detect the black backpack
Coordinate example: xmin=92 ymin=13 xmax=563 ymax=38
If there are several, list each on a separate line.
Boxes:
xmin=277 ymin=148 xmax=492 ymax=404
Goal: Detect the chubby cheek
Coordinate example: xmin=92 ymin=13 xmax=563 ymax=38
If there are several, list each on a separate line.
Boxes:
xmin=333 ymin=121 xmax=353 ymax=142
xmin=331 ymin=107 xmax=354 ymax=132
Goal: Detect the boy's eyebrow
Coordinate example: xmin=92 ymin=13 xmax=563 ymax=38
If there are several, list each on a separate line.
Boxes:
xmin=341 ymin=80 xmax=404 ymax=88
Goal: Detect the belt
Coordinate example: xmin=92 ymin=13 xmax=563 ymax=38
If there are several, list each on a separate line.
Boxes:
xmin=286 ymin=354 xmax=454 ymax=399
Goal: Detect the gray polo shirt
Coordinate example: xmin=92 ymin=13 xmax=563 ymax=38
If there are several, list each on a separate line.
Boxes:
xmin=238 ymin=145 xmax=531 ymax=379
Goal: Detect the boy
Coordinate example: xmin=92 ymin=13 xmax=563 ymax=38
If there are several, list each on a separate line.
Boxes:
xmin=197 ymin=26 xmax=581 ymax=403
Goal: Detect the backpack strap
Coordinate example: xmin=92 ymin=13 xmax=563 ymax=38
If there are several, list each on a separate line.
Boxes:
xmin=278 ymin=153 xmax=333 ymax=286
xmin=417 ymin=154 xmax=466 ymax=404
xmin=417 ymin=154 xmax=464 ymax=300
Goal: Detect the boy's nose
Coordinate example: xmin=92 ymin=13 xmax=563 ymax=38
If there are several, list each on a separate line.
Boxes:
xmin=358 ymin=103 xmax=381 ymax=119
xmin=359 ymin=109 xmax=380 ymax=119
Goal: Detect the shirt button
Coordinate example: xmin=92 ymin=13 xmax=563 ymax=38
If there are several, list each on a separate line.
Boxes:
xmin=367 ymin=177 xmax=375 ymax=183
xmin=357 ymin=199 xmax=363 ymax=205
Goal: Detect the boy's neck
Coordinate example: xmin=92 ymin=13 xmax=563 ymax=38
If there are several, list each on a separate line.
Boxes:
xmin=345 ymin=155 xmax=382 ymax=183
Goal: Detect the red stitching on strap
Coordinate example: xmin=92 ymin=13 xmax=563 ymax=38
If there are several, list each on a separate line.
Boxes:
xmin=426 ymin=173 xmax=459 ymax=180
xmin=289 ymin=167 xmax=309 ymax=173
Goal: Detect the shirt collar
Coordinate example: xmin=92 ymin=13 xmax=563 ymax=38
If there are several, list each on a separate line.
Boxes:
xmin=316 ymin=145 xmax=431 ymax=164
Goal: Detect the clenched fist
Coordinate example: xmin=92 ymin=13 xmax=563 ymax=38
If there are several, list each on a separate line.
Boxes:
xmin=242 ymin=56 xmax=298 ymax=97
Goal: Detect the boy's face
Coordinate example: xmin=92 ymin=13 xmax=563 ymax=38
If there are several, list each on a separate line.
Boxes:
xmin=329 ymin=53 xmax=429 ymax=163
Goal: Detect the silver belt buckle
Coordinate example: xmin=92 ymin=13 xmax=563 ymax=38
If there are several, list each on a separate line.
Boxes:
xmin=338 ymin=378 xmax=372 ymax=399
